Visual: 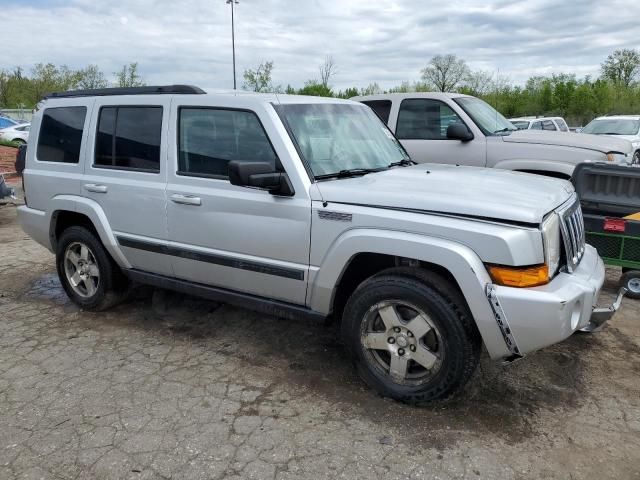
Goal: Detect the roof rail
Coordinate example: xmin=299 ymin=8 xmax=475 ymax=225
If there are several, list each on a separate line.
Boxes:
xmin=45 ymin=85 xmax=206 ymax=99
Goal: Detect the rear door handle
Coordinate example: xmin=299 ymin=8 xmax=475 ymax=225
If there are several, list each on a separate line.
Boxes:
xmin=84 ymin=184 xmax=108 ymax=193
xmin=170 ymin=194 xmax=202 ymax=206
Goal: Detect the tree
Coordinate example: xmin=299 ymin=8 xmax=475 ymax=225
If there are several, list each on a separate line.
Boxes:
xmin=360 ymin=82 xmax=383 ymax=96
xmin=319 ymin=55 xmax=337 ymax=88
xmin=114 ymin=63 xmax=145 ymax=88
xmin=77 ymin=65 xmax=109 ymax=89
xmin=242 ymin=61 xmax=279 ymax=93
xmin=601 ymin=49 xmax=640 ymax=87
xmin=461 ymin=70 xmax=494 ymax=96
xmin=298 ymin=80 xmax=333 ymax=97
xmin=421 ymin=54 xmax=469 ymax=92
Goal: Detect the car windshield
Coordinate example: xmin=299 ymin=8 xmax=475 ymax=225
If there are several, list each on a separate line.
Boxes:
xmin=581 ymin=119 xmax=640 ymax=135
xmin=274 ymin=103 xmax=409 ymax=178
xmin=511 ymin=120 xmax=530 ymax=130
xmin=454 ymin=97 xmax=517 ymax=135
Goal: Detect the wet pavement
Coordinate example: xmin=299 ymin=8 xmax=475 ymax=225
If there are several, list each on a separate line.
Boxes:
xmin=1 ymin=203 xmax=639 ymax=479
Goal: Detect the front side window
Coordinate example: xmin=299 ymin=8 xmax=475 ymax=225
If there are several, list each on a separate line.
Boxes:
xmin=556 ymin=118 xmax=569 ymax=132
xmin=178 ymin=108 xmax=277 ymax=178
xmin=511 ymin=120 xmax=530 ymax=130
xmin=396 ymin=99 xmax=464 ymax=140
xmin=95 ymin=106 xmax=162 ymax=172
xmin=453 ymin=97 xmax=517 ymax=135
xmin=542 ymin=120 xmax=557 ymax=131
xmin=581 ymin=118 xmax=640 ymax=135
xmin=274 ymin=103 xmax=409 ymax=178
xmin=37 ymin=106 xmax=87 ymax=163
xmin=531 ymin=121 xmax=543 ymax=130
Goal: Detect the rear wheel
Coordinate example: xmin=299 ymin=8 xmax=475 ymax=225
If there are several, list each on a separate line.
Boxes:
xmin=633 ymin=151 xmax=640 ymax=165
xmin=56 ymin=226 xmax=128 ymax=310
xmin=341 ymin=268 xmax=481 ymax=404
xmin=620 ymin=270 xmax=640 ymax=300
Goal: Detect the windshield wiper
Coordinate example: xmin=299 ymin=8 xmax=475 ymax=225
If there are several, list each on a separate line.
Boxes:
xmin=315 ymin=167 xmax=385 ymax=180
xmin=493 ymin=127 xmax=516 ymax=134
xmin=388 ymin=159 xmax=415 ymax=167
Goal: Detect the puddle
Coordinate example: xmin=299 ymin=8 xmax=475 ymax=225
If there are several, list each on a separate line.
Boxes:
xmin=23 ymin=273 xmax=72 ymax=307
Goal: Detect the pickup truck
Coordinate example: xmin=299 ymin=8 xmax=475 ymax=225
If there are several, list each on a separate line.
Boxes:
xmin=353 ymin=93 xmax=634 ymax=178
xmin=18 ymin=86 xmax=624 ymax=404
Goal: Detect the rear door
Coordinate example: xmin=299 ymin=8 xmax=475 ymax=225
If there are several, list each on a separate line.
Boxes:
xmin=165 ymin=97 xmax=311 ymax=305
xmin=82 ymin=96 xmax=171 ymax=275
xmin=392 ymin=98 xmax=486 ymax=167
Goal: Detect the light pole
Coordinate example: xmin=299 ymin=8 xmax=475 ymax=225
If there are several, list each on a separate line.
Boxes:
xmin=226 ymin=0 xmax=239 ymax=90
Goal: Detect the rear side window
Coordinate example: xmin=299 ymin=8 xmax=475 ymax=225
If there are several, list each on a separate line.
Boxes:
xmin=361 ymin=100 xmax=392 ymax=123
xmin=396 ymin=99 xmax=464 ymax=140
xmin=178 ymin=108 xmax=277 ymax=178
xmin=556 ymin=118 xmax=569 ymax=132
xmin=95 ymin=106 xmax=162 ymax=172
xmin=531 ymin=121 xmax=543 ymax=130
xmin=37 ymin=106 xmax=87 ymax=163
xmin=542 ymin=120 xmax=556 ymax=131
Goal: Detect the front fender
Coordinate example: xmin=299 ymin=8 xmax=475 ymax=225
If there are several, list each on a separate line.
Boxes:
xmin=49 ymin=195 xmax=131 ymax=269
xmin=492 ymin=159 xmax=574 ymax=177
xmin=308 ymin=228 xmax=510 ymax=359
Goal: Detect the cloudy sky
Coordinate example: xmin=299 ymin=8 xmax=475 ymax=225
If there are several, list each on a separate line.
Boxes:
xmin=4 ymin=0 xmax=640 ymax=90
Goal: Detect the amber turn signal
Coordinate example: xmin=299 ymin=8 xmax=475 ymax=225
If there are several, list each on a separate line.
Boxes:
xmin=488 ymin=264 xmax=550 ymax=288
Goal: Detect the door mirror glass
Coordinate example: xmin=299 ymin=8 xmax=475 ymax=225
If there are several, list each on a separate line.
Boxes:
xmin=446 ymin=123 xmax=474 ymax=142
xmin=228 ymin=161 xmax=294 ymax=196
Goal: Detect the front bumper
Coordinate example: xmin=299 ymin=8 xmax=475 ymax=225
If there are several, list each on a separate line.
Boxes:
xmin=489 ymin=245 xmax=623 ymax=358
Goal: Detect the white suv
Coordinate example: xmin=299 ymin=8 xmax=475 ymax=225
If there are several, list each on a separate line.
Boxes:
xmin=509 ymin=116 xmax=570 ymax=132
xmin=17 ymin=85 xmax=624 ymax=403
xmin=580 ymin=115 xmax=640 ymax=164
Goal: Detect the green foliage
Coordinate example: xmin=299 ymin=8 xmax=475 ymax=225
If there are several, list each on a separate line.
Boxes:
xmin=0 ymin=139 xmax=19 ymax=148
xmin=601 ymin=49 xmax=640 ymax=87
xmin=114 ymin=63 xmax=145 ymax=88
xmin=0 ymin=62 xmax=145 ymax=108
xmin=298 ymin=81 xmax=333 ymax=97
xmin=242 ymin=61 xmax=280 ymax=93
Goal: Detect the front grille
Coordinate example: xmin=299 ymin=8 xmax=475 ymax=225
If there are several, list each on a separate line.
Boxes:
xmin=558 ymin=197 xmax=586 ymax=273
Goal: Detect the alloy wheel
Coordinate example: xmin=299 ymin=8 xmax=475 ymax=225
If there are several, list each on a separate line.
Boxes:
xmin=63 ymin=242 xmax=100 ymax=298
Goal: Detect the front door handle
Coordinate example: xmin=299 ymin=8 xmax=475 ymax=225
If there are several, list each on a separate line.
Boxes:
xmin=170 ymin=194 xmax=202 ymax=206
xmin=84 ymin=184 xmax=108 ymax=193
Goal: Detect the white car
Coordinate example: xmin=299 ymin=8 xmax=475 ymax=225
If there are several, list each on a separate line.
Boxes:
xmin=580 ymin=115 xmax=640 ymax=164
xmin=509 ymin=116 xmax=570 ymax=132
xmin=0 ymin=123 xmax=30 ymax=144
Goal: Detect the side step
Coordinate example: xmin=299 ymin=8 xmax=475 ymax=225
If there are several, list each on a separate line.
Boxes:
xmin=125 ymin=269 xmax=327 ymax=323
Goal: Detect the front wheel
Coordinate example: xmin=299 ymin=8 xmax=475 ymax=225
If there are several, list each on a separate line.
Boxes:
xmin=633 ymin=151 xmax=640 ymax=165
xmin=341 ymin=268 xmax=481 ymax=404
xmin=620 ymin=270 xmax=640 ymax=300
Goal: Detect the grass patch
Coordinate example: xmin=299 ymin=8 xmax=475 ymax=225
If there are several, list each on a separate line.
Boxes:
xmin=0 ymin=139 xmax=20 ymax=148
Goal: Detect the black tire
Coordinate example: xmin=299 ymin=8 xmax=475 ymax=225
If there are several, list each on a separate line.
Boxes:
xmin=620 ymin=270 xmax=640 ymax=300
xmin=341 ymin=267 xmax=481 ymax=404
xmin=633 ymin=151 xmax=640 ymax=165
xmin=56 ymin=226 xmax=128 ymax=311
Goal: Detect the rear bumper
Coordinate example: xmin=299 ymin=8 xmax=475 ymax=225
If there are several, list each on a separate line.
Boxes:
xmin=490 ymin=245 xmax=619 ymax=357
xmin=17 ymin=205 xmax=51 ymax=251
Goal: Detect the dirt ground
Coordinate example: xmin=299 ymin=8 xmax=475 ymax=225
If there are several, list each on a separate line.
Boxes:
xmin=1 ymin=200 xmax=639 ymax=480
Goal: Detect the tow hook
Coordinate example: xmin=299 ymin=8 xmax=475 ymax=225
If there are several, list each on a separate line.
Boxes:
xmin=581 ymin=287 xmax=627 ymax=333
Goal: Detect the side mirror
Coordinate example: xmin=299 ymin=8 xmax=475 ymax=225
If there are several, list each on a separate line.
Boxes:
xmin=574 ymin=128 xmax=583 ymax=133
xmin=446 ymin=123 xmax=474 ymax=142
xmin=228 ymin=161 xmax=294 ymax=196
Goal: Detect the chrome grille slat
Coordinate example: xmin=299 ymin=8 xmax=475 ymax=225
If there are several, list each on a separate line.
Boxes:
xmin=557 ymin=196 xmax=586 ymax=273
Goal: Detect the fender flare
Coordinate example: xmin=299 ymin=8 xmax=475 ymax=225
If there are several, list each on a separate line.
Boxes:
xmin=49 ymin=195 xmax=131 ymax=269
xmin=308 ymin=228 xmax=510 ymax=359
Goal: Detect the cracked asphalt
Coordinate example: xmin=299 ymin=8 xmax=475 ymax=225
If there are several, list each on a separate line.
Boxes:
xmin=1 ymin=201 xmax=640 ymax=480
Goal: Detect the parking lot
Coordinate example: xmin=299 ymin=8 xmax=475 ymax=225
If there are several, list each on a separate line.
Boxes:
xmin=1 ymin=201 xmax=639 ymax=479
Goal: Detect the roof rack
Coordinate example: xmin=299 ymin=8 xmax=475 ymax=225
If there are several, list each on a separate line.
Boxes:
xmin=45 ymin=85 xmax=206 ymax=99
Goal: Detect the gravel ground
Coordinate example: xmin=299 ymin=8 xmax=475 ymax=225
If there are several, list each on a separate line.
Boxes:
xmin=1 ymin=202 xmax=639 ymax=480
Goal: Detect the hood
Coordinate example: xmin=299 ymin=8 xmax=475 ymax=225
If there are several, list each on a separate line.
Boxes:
xmin=503 ymin=130 xmax=633 ymax=154
xmin=603 ymin=134 xmax=639 ymax=144
xmin=316 ymin=164 xmax=574 ymax=225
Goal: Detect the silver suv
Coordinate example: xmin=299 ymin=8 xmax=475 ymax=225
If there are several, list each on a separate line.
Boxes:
xmin=18 ymin=86 xmax=624 ymax=404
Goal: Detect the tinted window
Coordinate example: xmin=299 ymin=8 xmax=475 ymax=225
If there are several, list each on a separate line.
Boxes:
xmin=396 ymin=99 xmax=464 ymax=140
xmin=37 ymin=107 xmax=86 ymax=163
xmin=556 ymin=118 xmax=569 ymax=132
xmin=362 ymin=100 xmax=392 ymax=123
xmin=178 ymin=108 xmax=277 ymax=178
xmin=542 ymin=120 xmax=556 ymax=131
xmin=95 ymin=106 xmax=162 ymax=172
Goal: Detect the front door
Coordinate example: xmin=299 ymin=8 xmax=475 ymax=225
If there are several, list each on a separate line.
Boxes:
xmin=393 ymin=98 xmax=486 ymax=167
xmin=165 ymin=99 xmax=311 ymax=305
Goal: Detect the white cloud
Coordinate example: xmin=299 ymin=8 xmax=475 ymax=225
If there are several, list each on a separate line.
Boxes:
xmin=2 ymin=0 xmax=640 ymax=90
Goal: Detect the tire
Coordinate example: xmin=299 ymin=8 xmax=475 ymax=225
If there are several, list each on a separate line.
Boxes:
xmin=620 ymin=270 xmax=640 ymax=300
xmin=341 ymin=267 xmax=481 ymax=404
xmin=633 ymin=151 xmax=640 ymax=166
xmin=56 ymin=226 xmax=128 ymax=311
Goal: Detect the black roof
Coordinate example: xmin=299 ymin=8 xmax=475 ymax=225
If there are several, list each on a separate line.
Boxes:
xmin=45 ymin=85 xmax=206 ymax=99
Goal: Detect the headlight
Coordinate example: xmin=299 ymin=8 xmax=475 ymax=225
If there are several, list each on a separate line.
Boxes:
xmin=606 ymin=152 xmax=629 ymax=164
xmin=542 ymin=212 xmax=561 ymax=277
